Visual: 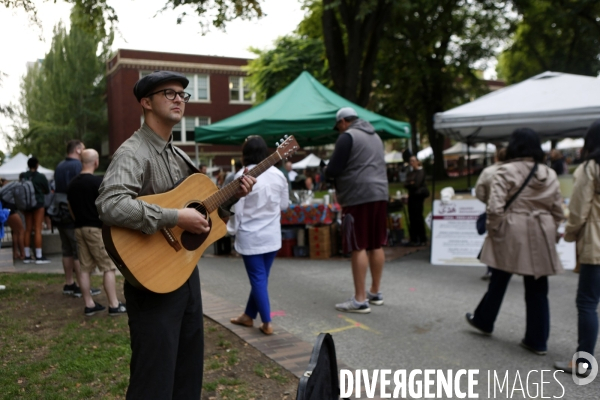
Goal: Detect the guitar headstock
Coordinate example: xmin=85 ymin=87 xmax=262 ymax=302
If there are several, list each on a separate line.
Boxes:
xmin=275 ymin=135 xmax=300 ymax=160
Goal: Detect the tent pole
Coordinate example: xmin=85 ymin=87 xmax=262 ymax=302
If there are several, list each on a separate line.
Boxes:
xmin=430 ymin=149 xmax=436 ymax=263
xmin=467 ymin=140 xmax=471 ymax=188
xmin=195 ymin=143 xmax=199 ymax=167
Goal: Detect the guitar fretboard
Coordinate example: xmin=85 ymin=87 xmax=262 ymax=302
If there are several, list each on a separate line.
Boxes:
xmin=203 ymin=152 xmax=281 ymax=213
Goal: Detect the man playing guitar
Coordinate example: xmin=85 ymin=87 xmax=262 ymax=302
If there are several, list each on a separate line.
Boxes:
xmin=96 ymin=71 xmax=255 ymax=399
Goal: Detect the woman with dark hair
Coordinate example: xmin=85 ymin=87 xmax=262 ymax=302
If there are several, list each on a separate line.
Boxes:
xmin=228 ymin=136 xmax=289 ymax=335
xmin=20 ymin=157 xmax=51 ymax=264
xmin=466 ymin=128 xmax=564 ymax=355
xmin=554 ymin=120 xmax=600 ymax=375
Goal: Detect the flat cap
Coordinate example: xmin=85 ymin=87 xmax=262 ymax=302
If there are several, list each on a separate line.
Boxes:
xmin=133 ymin=71 xmax=189 ymax=102
xmin=333 ymin=107 xmax=358 ymax=129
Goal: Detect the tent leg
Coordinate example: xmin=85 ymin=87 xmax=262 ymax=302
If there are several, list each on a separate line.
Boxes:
xmin=195 ymin=143 xmax=199 ymax=167
xmin=429 ymin=161 xmax=436 ymax=263
xmin=467 ymin=140 xmax=471 ymax=188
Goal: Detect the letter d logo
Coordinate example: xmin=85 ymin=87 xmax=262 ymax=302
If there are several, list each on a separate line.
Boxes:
xmin=572 ymin=351 xmax=598 ymax=386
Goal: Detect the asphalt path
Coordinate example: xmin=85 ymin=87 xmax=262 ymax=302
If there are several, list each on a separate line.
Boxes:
xmin=199 ymin=250 xmax=599 ymax=399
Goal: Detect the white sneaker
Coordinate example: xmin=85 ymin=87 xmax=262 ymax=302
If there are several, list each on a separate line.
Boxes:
xmin=367 ymin=291 xmax=384 ymax=305
xmin=335 ymin=297 xmax=371 ymax=314
xmin=35 ymin=257 xmax=51 ymax=264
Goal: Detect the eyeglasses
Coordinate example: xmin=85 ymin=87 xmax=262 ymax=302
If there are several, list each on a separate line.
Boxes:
xmin=146 ymin=89 xmax=191 ymax=103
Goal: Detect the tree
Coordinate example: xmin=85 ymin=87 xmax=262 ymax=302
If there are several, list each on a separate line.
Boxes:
xmin=320 ymin=0 xmax=391 ymax=107
xmin=246 ymin=34 xmax=332 ymax=102
xmin=497 ymin=0 xmax=600 ymax=83
xmin=8 ymin=3 xmax=112 ymax=167
xmin=369 ymin=0 xmax=510 ymax=178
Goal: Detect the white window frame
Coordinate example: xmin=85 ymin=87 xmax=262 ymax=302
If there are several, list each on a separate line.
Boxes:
xmin=229 ymin=76 xmax=255 ymax=104
xmin=174 ymin=116 xmax=211 ymax=145
xmin=141 ymin=114 xmax=210 ymax=144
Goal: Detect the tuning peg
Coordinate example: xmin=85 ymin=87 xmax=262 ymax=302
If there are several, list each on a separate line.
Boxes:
xmin=284 ymin=135 xmax=289 ymax=139
xmin=275 ymin=142 xmax=279 ymax=147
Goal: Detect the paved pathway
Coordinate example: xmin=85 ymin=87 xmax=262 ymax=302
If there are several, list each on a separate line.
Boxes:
xmin=2 ymin=250 xmax=598 ymax=399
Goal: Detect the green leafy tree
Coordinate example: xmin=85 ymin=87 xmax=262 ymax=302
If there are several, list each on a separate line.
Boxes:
xmin=246 ymin=34 xmax=332 ymax=102
xmin=8 ymin=4 xmax=112 ymax=167
xmin=497 ymin=0 xmax=600 ymax=83
xmin=370 ymin=0 xmax=510 ymax=178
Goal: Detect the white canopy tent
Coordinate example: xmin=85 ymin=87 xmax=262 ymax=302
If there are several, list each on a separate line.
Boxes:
xmin=292 ymin=153 xmax=323 ymax=170
xmin=0 ymin=153 xmax=54 ymax=180
xmin=556 ymin=138 xmax=584 ymax=150
xmin=417 ymin=147 xmax=433 ymax=161
xmin=434 ymin=72 xmax=600 ymax=142
xmin=443 ymin=142 xmax=496 ymax=156
xmin=384 ymin=151 xmax=404 ymax=164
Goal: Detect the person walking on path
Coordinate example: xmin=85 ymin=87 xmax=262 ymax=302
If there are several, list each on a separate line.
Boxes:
xmin=465 ymin=128 xmax=564 ymax=355
xmin=228 ymin=136 xmax=289 ymax=335
xmin=21 ymin=157 xmax=51 ymax=264
xmin=96 ymin=71 xmax=255 ymax=399
xmin=54 ymin=140 xmax=100 ymax=298
xmin=554 ymin=120 xmax=600 ymax=376
xmin=67 ymin=149 xmax=126 ymax=317
xmin=404 ymin=156 xmax=429 ymax=246
xmin=325 ymin=107 xmax=388 ymax=314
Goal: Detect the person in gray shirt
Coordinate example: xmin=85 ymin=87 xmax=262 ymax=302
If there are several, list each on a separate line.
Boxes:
xmin=96 ymin=71 xmax=255 ymax=399
xmin=325 ymin=107 xmax=388 ymax=314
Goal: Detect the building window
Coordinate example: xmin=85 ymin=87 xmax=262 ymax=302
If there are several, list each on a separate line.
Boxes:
xmin=140 ymin=72 xmax=210 ymax=102
xmin=229 ymin=76 xmax=254 ymax=103
xmin=197 ymin=75 xmax=209 ymax=100
xmin=178 ymin=117 xmax=211 ymax=144
xmin=141 ymin=112 xmax=209 ymax=144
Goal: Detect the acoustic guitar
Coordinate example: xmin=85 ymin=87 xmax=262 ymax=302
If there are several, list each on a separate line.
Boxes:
xmin=102 ymin=136 xmax=300 ymax=293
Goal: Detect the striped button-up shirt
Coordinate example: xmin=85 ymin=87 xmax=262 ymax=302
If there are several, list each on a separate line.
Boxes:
xmin=96 ymin=123 xmax=196 ymax=235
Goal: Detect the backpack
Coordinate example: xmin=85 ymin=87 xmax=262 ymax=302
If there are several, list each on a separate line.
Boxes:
xmin=46 ymin=192 xmax=74 ymax=225
xmin=0 ymin=181 xmax=18 ymax=206
xmin=13 ymin=176 xmax=37 ymax=211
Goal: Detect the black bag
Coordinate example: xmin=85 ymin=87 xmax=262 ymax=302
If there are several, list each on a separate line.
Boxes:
xmin=297 ymin=333 xmax=343 ymax=400
xmin=416 ymin=184 xmax=430 ymax=198
xmin=476 ymin=213 xmax=487 ymax=235
xmin=47 ymin=192 xmax=74 ymax=225
xmin=476 ymin=163 xmax=538 ymax=235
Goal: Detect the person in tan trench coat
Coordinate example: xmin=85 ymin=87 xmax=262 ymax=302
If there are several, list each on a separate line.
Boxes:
xmin=466 ymin=128 xmax=564 ymax=355
xmin=554 ymin=120 xmax=600 ymax=376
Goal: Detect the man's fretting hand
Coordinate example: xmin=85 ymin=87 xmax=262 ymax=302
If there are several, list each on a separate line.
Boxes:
xmin=177 ymin=208 xmax=210 ymax=234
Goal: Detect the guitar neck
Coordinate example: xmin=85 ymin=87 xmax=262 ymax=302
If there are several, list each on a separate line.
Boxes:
xmin=203 ymin=152 xmax=282 ymax=213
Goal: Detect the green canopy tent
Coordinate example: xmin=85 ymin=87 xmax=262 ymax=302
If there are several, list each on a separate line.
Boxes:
xmin=195 ymin=71 xmax=410 ymax=147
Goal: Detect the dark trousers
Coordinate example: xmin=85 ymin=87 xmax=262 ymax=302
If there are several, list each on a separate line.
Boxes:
xmin=472 ymin=268 xmax=550 ymax=351
xmin=124 ymin=267 xmax=203 ymax=400
xmin=242 ymin=251 xmax=278 ymax=323
xmin=408 ymin=196 xmax=427 ymax=243
xmin=577 ymin=264 xmax=600 ymax=356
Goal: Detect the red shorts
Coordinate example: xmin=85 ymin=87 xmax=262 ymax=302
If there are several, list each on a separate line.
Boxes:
xmin=341 ymin=201 xmax=388 ymax=253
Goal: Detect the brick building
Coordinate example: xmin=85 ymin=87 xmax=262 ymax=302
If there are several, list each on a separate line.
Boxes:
xmin=106 ymin=49 xmax=254 ymax=171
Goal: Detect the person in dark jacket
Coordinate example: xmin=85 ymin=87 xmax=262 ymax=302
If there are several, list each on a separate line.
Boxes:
xmin=404 ymin=156 xmax=428 ymax=246
xmin=325 ymin=107 xmax=388 ymax=314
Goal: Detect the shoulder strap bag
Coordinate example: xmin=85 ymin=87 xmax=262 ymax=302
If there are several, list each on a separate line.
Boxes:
xmin=476 ymin=163 xmax=538 ymax=235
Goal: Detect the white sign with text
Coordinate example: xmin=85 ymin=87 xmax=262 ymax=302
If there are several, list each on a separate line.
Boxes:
xmin=430 ymin=199 xmax=575 ymax=270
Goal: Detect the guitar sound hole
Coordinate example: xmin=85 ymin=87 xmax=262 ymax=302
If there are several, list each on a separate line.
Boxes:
xmin=180 ymin=202 xmax=211 ymax=251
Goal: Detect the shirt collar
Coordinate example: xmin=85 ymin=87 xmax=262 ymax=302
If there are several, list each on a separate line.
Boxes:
xmin=140 ymin=123 xmax=173 ymax=154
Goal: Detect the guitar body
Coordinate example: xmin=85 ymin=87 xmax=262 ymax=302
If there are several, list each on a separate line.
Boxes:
xmin=102 ymin=173 xmax=227 ymax=294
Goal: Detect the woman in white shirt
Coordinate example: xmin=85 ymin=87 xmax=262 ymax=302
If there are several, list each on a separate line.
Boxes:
xmin=228 ymin=136 xmax=289 ymax=335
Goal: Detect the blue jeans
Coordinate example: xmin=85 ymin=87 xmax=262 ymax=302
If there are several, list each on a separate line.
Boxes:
xmin=577 ymin=264 xmax=600 ymax=356
xmin=472 ymin=268 xmax=550 ymax=351
xmin=242 ymin=251 xmax=278 ymax=323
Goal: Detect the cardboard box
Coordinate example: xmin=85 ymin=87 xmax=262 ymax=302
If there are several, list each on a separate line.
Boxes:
xmin=308 ymin=225 xmax=331 ymax=259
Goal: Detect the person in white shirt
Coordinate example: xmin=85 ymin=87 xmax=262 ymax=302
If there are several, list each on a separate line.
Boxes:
xmin=285 ymin=160 xmax=298 ymax=182
xmin=228 ymin=136 xmax=289 ymax=335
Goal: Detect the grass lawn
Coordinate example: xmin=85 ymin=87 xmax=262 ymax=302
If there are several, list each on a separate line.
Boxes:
xmin=0 ymin=273 xmax=298 ymax=400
